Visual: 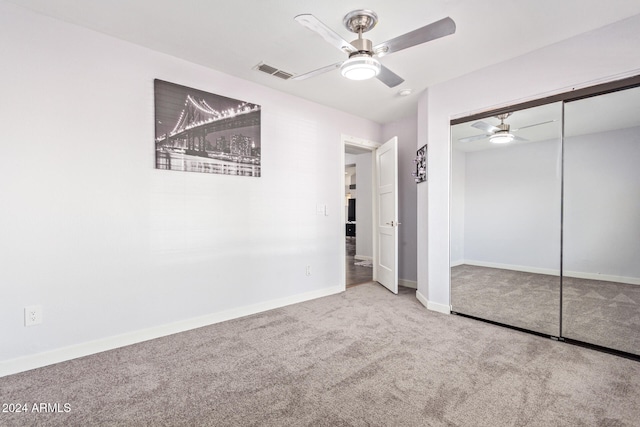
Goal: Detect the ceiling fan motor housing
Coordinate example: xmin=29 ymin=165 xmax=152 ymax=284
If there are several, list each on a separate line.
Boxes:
xmin=496 ymin=113 xmax=512 ymax=132
xmin=341 ymin=11 xmax=381 ymax=81
xmin=350 ymin=38 xmax=373 ymax=55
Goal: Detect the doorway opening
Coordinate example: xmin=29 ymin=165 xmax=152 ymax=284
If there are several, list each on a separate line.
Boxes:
xmin=340 ymin=134 xmax=399 ymax=294
xmin=345 ymin=158 xmax=374 ymax=287
xmin=341 ymin=135 xmax=379 ymax=289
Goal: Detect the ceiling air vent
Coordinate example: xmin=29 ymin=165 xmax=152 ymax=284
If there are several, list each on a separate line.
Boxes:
xmin=254 ymin=62 xmax=293 ymax=80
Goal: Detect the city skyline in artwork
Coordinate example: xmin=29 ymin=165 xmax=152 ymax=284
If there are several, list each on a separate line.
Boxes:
xmin=154 ymin=79 xmax=261 ymax=177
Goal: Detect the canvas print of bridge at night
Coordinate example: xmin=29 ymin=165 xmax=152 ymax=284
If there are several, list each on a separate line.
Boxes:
xmin=154 ymin=79 xmax=261 ymax=177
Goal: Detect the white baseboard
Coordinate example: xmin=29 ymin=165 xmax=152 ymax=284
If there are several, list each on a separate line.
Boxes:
xmin=416 ymin=289 xmax=429 ymax=308
xmin=0 ymin=285 xmax=343 ymax=378
xmin=399 ymin=279 xmax=417 ymax=289
xmin=463 ymin=259 xmax=639 ymax=285
xmin=415 ymin=290 xmax=450 ymax=314
xmin=354 ymin=255 xmax=373 ymax=262
xmin=426 ymin=300 xmax=452 ymax=315
xmin=463 ymin=259 xmax=559 ymax=276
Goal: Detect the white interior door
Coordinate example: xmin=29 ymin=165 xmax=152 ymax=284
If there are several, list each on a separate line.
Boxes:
xmin=375 ymin=136 xmax=398 ymax=294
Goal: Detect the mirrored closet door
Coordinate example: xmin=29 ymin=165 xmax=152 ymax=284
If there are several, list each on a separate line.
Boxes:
xmin=450 ymin=102 xmax=563 ymax=336
xmin=450 ymin=78 xmax=640 ymax=357
xmin=563 ymin=86 xmax=640 ymax=355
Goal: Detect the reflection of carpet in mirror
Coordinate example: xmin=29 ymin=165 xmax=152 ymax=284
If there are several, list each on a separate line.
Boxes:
xmin=562 ymin=276 xmax=639 ymax=355
xmin=451 ymin=265 xmax=561 ymax=336
xmin=451 ymin=264 xmax=639 ymax=356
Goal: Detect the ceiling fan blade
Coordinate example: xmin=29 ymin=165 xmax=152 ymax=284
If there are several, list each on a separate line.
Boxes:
xmin=373 ymin=17 xmax=456 ymax=57
xmin=513 ymin=135 xmax=529 ymax=142
xmin=471 ymin=121 xmax=499 ymax=133
xmin=376 ymin=64 xmax=404 ymax=88
xmin=459 ymin=134 xmax=490 ymax=143
xmin=511 ymin=119 xmax=557 ymax=131
xmin=290 ymin=61 xmax=344 ymax=81
xmin=295 ymin=14 xmax=357 ymax=54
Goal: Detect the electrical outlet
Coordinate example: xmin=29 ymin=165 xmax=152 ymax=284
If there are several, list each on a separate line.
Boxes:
xmin=305 ymin=265 xmax=311 ymax=276
xmin=24 ymin=305 xmax=42 ymax=326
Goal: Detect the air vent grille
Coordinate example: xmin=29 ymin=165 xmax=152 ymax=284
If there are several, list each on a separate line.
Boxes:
xmin=254 ymin=62 xmax=293 ymax=80
xmin=257 ymin=63 xmax=278 ymax=74
xmin=273 ymin=70 xmax=294 ymax=80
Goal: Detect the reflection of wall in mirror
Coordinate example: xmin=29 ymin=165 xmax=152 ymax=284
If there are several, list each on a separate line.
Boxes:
xmin=452 ymin=125 xmax=640 ymax=285
xmin=450 ymin=148 xmax=466 ymax=266
xmin=564 ymin=126 xmax=640 ymax=284
xmin=461 ymin=139 xmax=562 ymax=273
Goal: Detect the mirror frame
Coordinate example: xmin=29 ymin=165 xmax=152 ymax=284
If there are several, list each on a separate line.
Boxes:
xmin=451 ymin=75 xmax=640 ymax=127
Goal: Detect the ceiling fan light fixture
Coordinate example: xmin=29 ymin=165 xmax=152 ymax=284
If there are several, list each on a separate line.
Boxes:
xmin=340 ymin=54 xmax=381 ymax=80
xmin=489 ymin=132 xmax=515 ymax=144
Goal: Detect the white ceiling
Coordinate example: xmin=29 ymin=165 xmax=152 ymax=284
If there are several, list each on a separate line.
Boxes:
xmin=8 ymin=0 xmax=640 ymax=124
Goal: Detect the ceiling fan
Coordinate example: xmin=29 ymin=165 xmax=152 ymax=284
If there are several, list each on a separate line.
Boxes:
xmin=459 ymin=113 xmax=556 ymax=144
xmin=291 ymin=9 xmax=456 ymax=88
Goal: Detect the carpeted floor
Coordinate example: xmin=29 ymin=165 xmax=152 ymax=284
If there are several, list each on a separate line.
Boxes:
xmin=1 ymin=283 xmax=639 ymax=426
xmin=451 ymin=264 xmax=640 ymax=355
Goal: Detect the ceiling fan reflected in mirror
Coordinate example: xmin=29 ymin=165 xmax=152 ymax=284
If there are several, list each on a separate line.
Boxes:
xmin=292 ymin=10 xmax=456 ymax=88
xmin=459 ymin=113 xmax=557 ymax=144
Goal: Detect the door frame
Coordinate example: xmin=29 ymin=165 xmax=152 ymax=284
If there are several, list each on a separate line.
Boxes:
xmin=340 ymin=134 xmax=381 ymax=290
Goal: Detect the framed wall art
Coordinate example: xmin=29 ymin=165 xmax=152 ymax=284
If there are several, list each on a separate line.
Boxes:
xmin=413 ymin=144 xmax=427 ymax=183
xmin=154 ymin=79 xmax=261 ymax=177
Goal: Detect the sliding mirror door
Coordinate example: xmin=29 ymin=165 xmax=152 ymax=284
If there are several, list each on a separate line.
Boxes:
xmin=450 ymin=102 xmax=563 ymax=336
xmin=563 ymin=86 xmax=640 ymax=356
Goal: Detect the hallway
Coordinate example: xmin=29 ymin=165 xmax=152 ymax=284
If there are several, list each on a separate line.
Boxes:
xmin=345 ymin=237 xmax=373 ymax=287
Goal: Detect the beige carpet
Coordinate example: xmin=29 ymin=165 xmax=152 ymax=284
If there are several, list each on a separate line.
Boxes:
xmin=1 ymin=284 xmax=639 ymax=426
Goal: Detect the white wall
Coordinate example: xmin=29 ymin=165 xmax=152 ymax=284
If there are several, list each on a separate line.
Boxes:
xmin=0 ymin=2 xmax=382 ymax=375
xmin=382 ymin=116 xmax=418 ymax=284
xmin=416 ymin=94 xmax=429 ymax=306
xmin=417 ymin=14 xmax=640 ymax=311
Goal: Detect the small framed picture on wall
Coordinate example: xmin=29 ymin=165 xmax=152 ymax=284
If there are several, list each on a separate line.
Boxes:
xmin=413 ymin=144 xmax=427 ymax=183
